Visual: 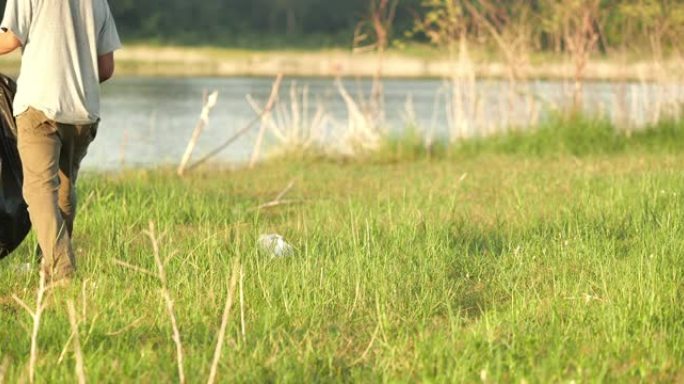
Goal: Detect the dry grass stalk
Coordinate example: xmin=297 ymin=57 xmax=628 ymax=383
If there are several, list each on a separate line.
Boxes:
xmin=146 ymin=222 xmax=186 ymax=384
xmin=239 ymin=266 xmax=246 ymax=344
xmin=207 ymin=260 xmax=241 ymax=384
xmin=12 ymin=272 xmax=47 ymax=384
xmin=177 ymin=91 xmax=219 ymax=176
xmin=247 ymin=77 xmax=286 ymax=167
xmin=353 ymin=324 xmax=380 ymax=365
xmin=112 ymin=258 xmax=156 ymax=278
xmin=248 ymin=99 xmax=270 ymax=168
xmin=255 ymin=180 xmax=296 ymax=211
xmin=445 ymin=34 xmax=479 ymax=141
xmin=81 ymin=280 xmax=88 ymax=321
xmin=105 ymin=316 xmax=146 ymax=337
xmin=249 ymin=81 xmax=327 ymax=164
xmin=335 ymin=79 xmax=382 ymax=154
xmin=0 ymin=356 xmax=9 ymax=384
xmin=57 ymin=331 xmax=75 ymax=365
xmin=66 ymin=301 xmax=86 ymax=384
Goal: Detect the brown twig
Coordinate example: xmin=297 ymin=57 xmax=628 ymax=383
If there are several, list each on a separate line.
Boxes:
xmin=146 ymin=222 xmax=186 ymax=384
xmin=253 ymin=180 xmax=301 ymax=211
xmin=67 ymin=301 xmax=86 ymax=384
xmin=273 ymin=180 xmax=296 ymax=202
xmin=11 ymin=295 xmax=33 ymax=315
xmin=207 ymin=260 xmax=240 ymax=384
xmin=353 ymin=324 xmax=380 ymax=365
xmin=112 ymin=259 xmax=156 ymax=279
xmin=256 ymin=200 xmax=302 ymax=211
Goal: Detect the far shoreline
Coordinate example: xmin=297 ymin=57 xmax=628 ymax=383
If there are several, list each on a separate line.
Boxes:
xmin=0 ymin=45 xmax=682 ymax=82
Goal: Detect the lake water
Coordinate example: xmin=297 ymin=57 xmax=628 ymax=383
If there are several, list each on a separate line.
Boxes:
xmin=89 ymin=76 xmax=684 ymax=170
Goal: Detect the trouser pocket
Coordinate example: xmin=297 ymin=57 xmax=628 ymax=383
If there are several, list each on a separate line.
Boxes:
xmin=16 ymin=107 xmax=57 ymax=137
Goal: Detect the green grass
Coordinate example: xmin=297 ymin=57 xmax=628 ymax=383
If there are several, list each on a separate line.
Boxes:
xmin=456 ymin=115 xmax=684 ymax=157
xmin=1 ymin=119 xmax=684 ymax=382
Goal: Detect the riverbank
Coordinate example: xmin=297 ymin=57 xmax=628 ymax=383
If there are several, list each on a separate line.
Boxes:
xmin=0 ymin=45 xmax=682 ymax=80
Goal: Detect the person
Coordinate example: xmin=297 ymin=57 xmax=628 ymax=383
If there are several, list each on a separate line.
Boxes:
xmin=0 ymin=0 xmax=121 ymax=284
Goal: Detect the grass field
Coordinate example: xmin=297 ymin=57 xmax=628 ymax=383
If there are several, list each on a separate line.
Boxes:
xmin=1 ymin=117 xmax=683 ymax=382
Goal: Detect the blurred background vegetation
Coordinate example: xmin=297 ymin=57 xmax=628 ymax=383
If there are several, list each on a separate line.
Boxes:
xmin=0 ymin=0 xmax=680 ymax=53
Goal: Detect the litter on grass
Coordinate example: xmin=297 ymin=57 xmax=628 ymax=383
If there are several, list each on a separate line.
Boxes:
xmin=258 ymin=234 xmax=293 ymax=258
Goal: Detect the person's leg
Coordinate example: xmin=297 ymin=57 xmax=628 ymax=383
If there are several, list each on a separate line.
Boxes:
xmin=17 ymin=108 xmax=75 ymax=280
xmin=56 ymin=121 xmax=97 ymax=237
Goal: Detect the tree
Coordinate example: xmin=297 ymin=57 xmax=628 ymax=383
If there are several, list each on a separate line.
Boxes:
xmin=354 ymin=0 xmax=399 ymax=124
xmin=539 ymin=0 xmax=602 ymax=108
xmin=617 ymin=0 xmax=684 ymax=59
xmin=414 ymin=0 xmax=478 ymax=141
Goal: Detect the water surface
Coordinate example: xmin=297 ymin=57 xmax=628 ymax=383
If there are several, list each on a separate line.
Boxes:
xmin=90 ymin=76 xmax=684 ymax=170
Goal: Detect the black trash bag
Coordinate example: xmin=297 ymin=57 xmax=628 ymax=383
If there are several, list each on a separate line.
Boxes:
xmin=0 ymin=74 xmax=30 ymax=259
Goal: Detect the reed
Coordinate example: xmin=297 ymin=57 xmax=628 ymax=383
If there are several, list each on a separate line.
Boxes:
xmin=66 ymin=301 xmax=86 ymax=384
xmin=147 ymin=222 xmax=186 ymax=384
xmin=11 ymin=272 xmax=47 ymax=384
xmin=206 ymin=260 xmax=240 ymax=384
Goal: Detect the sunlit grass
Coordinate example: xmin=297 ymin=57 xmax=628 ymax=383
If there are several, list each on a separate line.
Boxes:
xmin=1 ymin=119 xmax=683 ymax=382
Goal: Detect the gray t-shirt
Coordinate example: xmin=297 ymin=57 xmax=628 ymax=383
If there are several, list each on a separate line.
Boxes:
xmin=1 ymin=0 xmax=121 ymax=124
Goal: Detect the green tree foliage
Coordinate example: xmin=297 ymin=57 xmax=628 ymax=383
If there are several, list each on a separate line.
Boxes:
xmin=0 ymin=0 xmax=680 ymax=51
xmin=109 ymin=0 xmax=409 ymax=46
xmin=611 ymin=0 xmax=684 ymax=54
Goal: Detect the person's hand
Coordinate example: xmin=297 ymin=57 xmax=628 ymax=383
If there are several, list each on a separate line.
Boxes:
xmin=98 ymin=52 xmax=115 ymax=83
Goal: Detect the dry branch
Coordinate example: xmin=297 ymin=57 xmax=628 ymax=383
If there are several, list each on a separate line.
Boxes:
xmin=187 ymin=75 xmax=283 ymax=172
xmin=178 ymin=91 xmax=220 ymax=176
xmin=256 ymin=200 xmax=301 ymax=211
xmin=254 ymin=179 xmax=297 ymax=211
xmin=112 ymin=259 xmax=156 ymax=278
xmin=246 ymin=94 xmax=278 ymax=168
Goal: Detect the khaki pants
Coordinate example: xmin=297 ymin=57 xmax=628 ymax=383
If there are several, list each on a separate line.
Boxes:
xmin=17 ymin=107 xmax=97 ymax=280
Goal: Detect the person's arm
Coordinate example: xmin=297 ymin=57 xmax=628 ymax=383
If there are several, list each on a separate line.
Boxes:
xmin=0 ymin=29 xmax=21 ymax=55
xmin=1 ymin=0 xmax=30 ymax=55
xmin=98 ymin=52 xmax=115 ymax=83
xmin=96 ymin=3 xmax=121 ymax=84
